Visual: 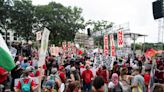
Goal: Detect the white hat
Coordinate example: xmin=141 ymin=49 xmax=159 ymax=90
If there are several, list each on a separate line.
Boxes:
xmin=71 ymin=67 xmax=76 ymax=71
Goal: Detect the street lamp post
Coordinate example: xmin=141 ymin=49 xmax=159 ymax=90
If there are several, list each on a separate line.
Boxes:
xmin=131 ymin=34 xmax=138 ymax=58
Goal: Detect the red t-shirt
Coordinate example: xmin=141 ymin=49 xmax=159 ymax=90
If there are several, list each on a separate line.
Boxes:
xmin=16 ymin=78 xmax=35 ymax=91
xmin=82 ymin=69 xmax=93 ymax=84
xmin=98 ymin=69 xmax=108 ymax=83
xmin=0 ymin=67 xmax=8 ymax=84
xmin=144 ymin=73 xmax=150 ymax=85
xmin=59 ymin=71 xmax=66 ymax=83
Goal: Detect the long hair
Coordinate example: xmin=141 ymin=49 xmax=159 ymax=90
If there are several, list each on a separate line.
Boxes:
xmin=66 ymin=81 xmax=81 ymax=92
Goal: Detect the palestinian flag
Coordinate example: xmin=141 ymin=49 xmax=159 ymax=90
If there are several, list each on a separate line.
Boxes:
xmin=145 ymin=48 xmax=156 ymax=58
xmin=0 ymin=34 xmax=16 ymax=71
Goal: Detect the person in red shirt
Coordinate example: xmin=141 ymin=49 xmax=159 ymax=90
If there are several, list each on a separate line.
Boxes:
xmin=82 ymin=65 xmax=93 ymax=92
xmin=15 ymin=70 xmax=36 ymax=92
xmin=58 ymin=66 xmax=66 ymax=83
xmin=0 ymin=67 xmax=8 ymax=92
xmin=144 ymin=69 xmax=150 ymax=92
xmin=96 ymin=65 xmax=109 ymax=84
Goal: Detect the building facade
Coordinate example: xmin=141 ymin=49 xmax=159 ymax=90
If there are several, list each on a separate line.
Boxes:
xmin=0 ymin=29 xmax=19 ymax=43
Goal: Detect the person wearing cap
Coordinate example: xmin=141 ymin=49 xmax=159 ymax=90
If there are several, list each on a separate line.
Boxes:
xmin=44 ymin=80 xmax=56 ymax=92
xmin=58 ymin=66 xmax=66 ymax=83
xmin=47 ymin=68 xmax=62 ymax=92
xmin=131 ymin=66 xmax=146 ymax=92
xmin=15 ymin=70 xmax=36 ymax=92
xmin=82 ymin=65 xmax=93 ymax=92
xmin=68 ymin=67 xmax=80 ymax=82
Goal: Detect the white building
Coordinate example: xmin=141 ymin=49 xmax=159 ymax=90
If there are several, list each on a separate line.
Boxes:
xmin=0 ymin=29 xmax=19 ymax=43
xmin=74 ymin=32 xmax=94 ymax=49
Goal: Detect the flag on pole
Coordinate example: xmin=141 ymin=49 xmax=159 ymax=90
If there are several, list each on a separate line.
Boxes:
xmin=38 ymin=28 xmax=50 ymax=67
xmin=0 ymin=34 xmax=16 ymax=71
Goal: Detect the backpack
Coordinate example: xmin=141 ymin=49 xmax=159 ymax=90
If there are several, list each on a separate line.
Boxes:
xmin=20 ymin=79 xmax=32 ymax=92
xmin=112 ymin=83 xmax=123 ymax=92
xmin=49 ymin=75 xmax=60 ymax=90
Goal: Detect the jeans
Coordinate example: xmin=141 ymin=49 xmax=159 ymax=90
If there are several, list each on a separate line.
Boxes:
xmin=83 ymin=83 xmax=91 ymax=92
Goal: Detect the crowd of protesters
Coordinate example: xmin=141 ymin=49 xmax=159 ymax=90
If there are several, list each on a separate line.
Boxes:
xmin=0 ymin=43 xmax=164 ymax=92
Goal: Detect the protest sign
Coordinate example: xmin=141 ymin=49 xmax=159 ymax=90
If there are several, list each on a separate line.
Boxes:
xmin=117 ymin=30 xmax=124 ymax=48
xmin=62 ymin=41 xmax=67 ymax=53
xmin=38 ymin=28 xmax=50 ymax=67
xmin=110 ymin=34 xmax=115 ymax=57
xmin=36 ymin=31 xmax=42 ymax=41
xmin=50 ymin=46 xmax=59 ymax=56
xmin=104 ymin=34 xmax=109 ymax=56
xmin=10 ymin=47 xmax=17 ymax=59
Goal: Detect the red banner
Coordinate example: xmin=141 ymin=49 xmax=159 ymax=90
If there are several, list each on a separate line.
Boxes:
xmin=110 ymin=34 xmax=115 ymax=57
xmin=104 ymin=34 xmax=109 ymax=56
xmin=72 ymin=42 xmax=75 ymax=54
xmin=62 ymin=41 xmax=67 ymax=52
xmin=68 ymin=41 xmax=71 ymax=48
xmin=117 ymin=30 xmax=124 ymax=48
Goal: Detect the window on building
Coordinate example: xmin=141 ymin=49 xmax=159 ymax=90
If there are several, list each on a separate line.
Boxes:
xmin=14 ymin=37 xmax=17 ymax=40
xmin=14 ymin=33 xmax=17 ymax=37
xmin=7 ymin=37 xmax=10 ymax=40
xmin=1 ymin=32 xmax=5 ymax=35
xmin=7 ymin=32 xmax=10 ymax=35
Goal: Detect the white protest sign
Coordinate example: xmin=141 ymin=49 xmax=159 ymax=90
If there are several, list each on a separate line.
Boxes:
xmin=38 ymin=28 xmax=50 ymax=67
xmin=36 ymin=31 xmax=42 ymax=41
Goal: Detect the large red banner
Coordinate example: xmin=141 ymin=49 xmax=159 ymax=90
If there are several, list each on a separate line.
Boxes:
xmin=117 ymin=30 xmax=124 ymax=48
xmin=104 ymin=34 xmax=109 ymax=56
xmin=62 ymin=41 xmax=67 ymax=52
xmin=68 ymin=41 xmax=71 ymax=48
xmin=72 ymin=42 xmax=75 ymax=54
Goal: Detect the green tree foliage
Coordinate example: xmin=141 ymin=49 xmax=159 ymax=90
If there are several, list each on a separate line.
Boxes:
xmin=10 ymin=0 xmax=35 ymax=41
xmin=86 ymin=20 xmax=113 ymax=47
xmin=86 ymin=20 xmax=113 ymax=32
xmin=0 ymin=0 xmax=13 ymax=43
xmin=34 ymin=2 xmax=85 ymax=45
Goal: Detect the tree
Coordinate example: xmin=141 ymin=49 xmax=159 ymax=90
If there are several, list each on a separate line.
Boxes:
xmin=10 ymin=0 xmax=35 ymax=41
xmin=0 ymin=0 xmax=13 ymax=43
xmin=34 ymin=2 xmax=85 ymax=45
xmin=86 ymin=20 xmax=113 ymax=47
xmin=86 ymin=20 xmax=113 ymax=32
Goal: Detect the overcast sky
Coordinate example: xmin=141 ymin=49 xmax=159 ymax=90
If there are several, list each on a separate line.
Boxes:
xmin=32 ymin=0 xmax=161 ymax=43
